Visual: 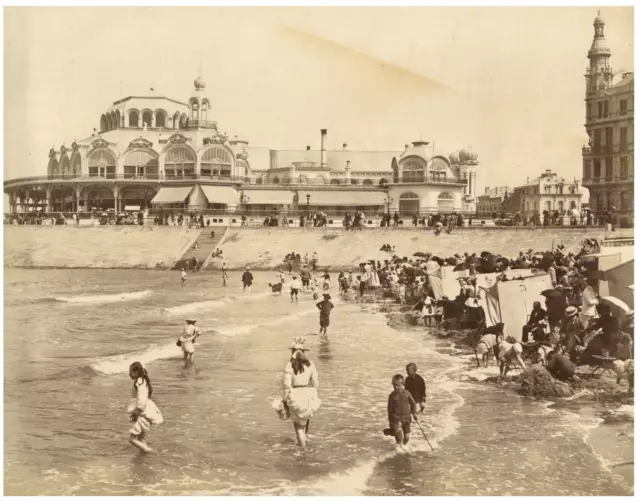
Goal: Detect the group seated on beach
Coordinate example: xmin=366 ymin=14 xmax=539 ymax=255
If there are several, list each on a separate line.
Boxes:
xmin=364 ymin=239 xmax=633 ymax=389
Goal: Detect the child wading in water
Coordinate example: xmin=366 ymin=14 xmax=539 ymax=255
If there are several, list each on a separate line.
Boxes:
xmin=127 ymin=362 xmax=163 ymax=453
xmin=178 ymin=319 xmax=202 ymax=365
xmin=316 ymin=293 xmax=334 ymax=336
xmin=387 ymin=374 xmax=417 ymax=452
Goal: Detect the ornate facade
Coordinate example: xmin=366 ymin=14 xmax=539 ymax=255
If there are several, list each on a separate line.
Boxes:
xmin=581 ymin=11 xmax=634 ymax=226
xmin=4 ymin=77 xmax=481 ymax=217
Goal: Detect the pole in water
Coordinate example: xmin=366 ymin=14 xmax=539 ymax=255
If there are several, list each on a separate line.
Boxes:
xmin=414 ymin=417 xmax=434 ymax=451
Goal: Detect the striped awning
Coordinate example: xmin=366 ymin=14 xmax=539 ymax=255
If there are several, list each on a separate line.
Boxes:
xmin=245 ymin=190 xmax=294 ymax=205
xmin=150 ymin=186 xmax=192 ymax=204
xmin=200 ymin=185 xmax=238 ymax=205
xmin=298 ymin=190 xmax=386 ymax=206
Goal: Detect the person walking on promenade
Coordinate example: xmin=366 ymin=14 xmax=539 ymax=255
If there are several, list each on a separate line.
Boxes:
xmin=127 ymin=362 xmax=163 ymax=453
xmin=242 ymin=267 xmax=253 ymax=295
xmin=282 ymin=337 xmax=320 ymax=448
xmin=316 ymin=293 xmax=334 ymax=336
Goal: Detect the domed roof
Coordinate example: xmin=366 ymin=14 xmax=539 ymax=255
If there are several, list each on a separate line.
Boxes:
xmin=194 ymin=76 xmax=206 ymax=90
xmin=400 ymin=141 xmax=431 ymax=161
xmin=594 ymin=11 xmax=605 ymax=26
xmin=459 ymin=148 xmax=479 ymax=163
xmin=448 ymin=151 xmax=460 ymax=164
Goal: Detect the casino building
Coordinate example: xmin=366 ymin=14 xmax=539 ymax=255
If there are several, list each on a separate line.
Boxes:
xmin=4 ymin=76 xmax=481 ymax=219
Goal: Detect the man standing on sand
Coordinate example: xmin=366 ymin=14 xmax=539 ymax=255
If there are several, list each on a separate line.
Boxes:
xmin=316 ymin=293 xmax=334 ymax=336
xmin=311 ymin=252 xmax=319 ymax=271
xmin=242 ymin=267 xmax=253 ymax=295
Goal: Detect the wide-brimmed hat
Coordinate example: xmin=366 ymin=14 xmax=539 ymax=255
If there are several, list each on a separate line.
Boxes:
xmin=186 ymin=319 xmax=197 ymax=324
xmin=565 ymin=306 xmax=578 ymax=316
xmin=289 ymin=336 xmax=309 ymax=351
xmin=323 ymin=293 xmax=331 ymax=300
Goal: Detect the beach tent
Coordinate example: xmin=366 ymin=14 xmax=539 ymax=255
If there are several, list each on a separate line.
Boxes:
xmin=437 ymin=266 xmax=552 ymax=340
xmin=602 ymin=259 xmax=634 ymax=309
xmin=496 ymin=275 xmax=553 ymax=341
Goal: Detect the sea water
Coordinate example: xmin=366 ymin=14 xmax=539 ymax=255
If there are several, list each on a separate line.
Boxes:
xmin=3 ymin=269 xmax=633 ymax=495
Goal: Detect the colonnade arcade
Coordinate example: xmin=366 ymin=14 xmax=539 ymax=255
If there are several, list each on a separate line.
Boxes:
xmin=7 ymin=184 xmax=159 ymax=214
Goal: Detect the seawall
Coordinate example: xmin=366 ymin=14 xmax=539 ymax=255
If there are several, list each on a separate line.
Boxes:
xmin=4 ymin=226 xmax=199 ymax=269
xmin=204 ymin=227 xmax=607 ymax=270
xmin=3 ymin=226 xmax=607 ymax=270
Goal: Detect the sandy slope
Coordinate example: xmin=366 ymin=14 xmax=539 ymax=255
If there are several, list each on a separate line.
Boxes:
xmin=4 ymin=226 xmax=199 ymax=269
xmin=205 ymin=227 xmax=607 ymax=270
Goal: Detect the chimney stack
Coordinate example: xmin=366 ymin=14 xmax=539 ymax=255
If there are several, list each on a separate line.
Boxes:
xmin=320 ymin=129 xmax=327 ymax=167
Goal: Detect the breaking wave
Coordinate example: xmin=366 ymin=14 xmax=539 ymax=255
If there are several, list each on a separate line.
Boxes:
xmin=52 ymin=290 xmax=152 ymax=304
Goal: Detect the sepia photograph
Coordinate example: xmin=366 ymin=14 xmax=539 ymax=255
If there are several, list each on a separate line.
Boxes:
xmin=2 ymin=3 xmax=636 ymax=496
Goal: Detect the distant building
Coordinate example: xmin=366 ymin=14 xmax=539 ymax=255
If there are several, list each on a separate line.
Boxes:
xmin=581 ymin=11 xmax=634 ymax=226
xmin=515 ymin=169 xmax=583 ymax=221
xmin=4 ymin=77 xmax=481 ymax=219
xmin=476 ymin=186 xmax=511 ymax=216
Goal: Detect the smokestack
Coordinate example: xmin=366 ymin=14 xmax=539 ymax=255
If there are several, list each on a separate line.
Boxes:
xmin=320 ymin=129 xmax=327 ymax=167
xmin=306 ymin=145 xmax=311 ymax=151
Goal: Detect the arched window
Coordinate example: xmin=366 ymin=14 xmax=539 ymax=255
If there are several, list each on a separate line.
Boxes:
xmin=401 ymin=158 xmax=425 ymax=183
xmin=115 ymin=110 xmax=121 ymax=128
xmin=179 ymin=114 xmax=187 ymax=129
xmin=48 ymin=158 xmax=60 ymax=178
xmin=379 ymin=178 xmax=390 ymax=187
xmin=272 ymin=176 xmax=280 ymax=184
xmin=155 ymin=110 xmax=166 ymax=128
xmin=200 ymin=145 xmax=233 ymax=178
xmin=399 ymin=192 xmax=420 ymax=216
xmin=362 ymin=179 xmax=373 ymax=186
xmin=191 ymin=102 xmax=199 ymax=120
xmin=70 ymin=152 xmax=82 ymax=177
xmin=350 ymin=179 xmax=359 ymax=185
xmin=314 ymin=175 xmax=327 ymax=185
xmin=142 ymin=110 xmax=152 ymax=128
xmin=255 ymin=176 xmax=263 ymax=185
xmin=164 ymin=145 xmax=196 ymax=180
xmin=88 ymin=148 xmax=117 ymax=178
xmin=100 ymin=114 xmax=107 ymax=132
xmin=123 ymin=149 xmax=158 ymax=179
xmin=173 ymin=112 xmax=180 ymax=129
xmin=330 ymin=179 xmax=341 ymax=185
xmin=111 ymin=112 xmax=117 ymax=129
xmin=106 ymin=114 xmax=112 ymax=130
xmin=129 ymin=110 xmax=139 ymax=128
xmin=60 ymin=155 xmax=70 ymax=176
xmin=437 ymin=192 xmax=455 ymax=211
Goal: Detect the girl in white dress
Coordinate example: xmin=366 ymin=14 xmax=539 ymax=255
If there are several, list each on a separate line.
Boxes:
xmin=127 ymin=362 xmax=163 ymax=453
xmin=282 ymin=337 xmax=321 ymax=448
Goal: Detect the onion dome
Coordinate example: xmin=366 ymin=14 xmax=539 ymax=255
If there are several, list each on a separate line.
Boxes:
xmin=194 ymin=76 xmax=206 ymax=90
xmin=594 ymin=10 xmax=605 ymax=26
xmin=448 ymin=151 xmax=460 ymax=164
xmin=459 ymin=149 xmax=471 ymax=162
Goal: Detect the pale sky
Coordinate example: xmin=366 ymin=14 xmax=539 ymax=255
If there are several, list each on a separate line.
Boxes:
xmin=3 ymin=6 xmax=634 ymax=193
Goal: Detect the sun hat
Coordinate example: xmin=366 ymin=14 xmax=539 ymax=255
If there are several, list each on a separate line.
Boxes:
xmin=186 ymin=319 xmax=197 ymax=324
xmin=565 ymin=306 xmax=578 ymax=316
xmin=289 ymin=336 xmax=309 ymax=351
xmin=323 ymin=293 xmax=331 ymax=300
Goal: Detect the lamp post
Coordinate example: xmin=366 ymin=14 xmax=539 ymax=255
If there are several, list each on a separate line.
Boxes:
xmin=384 ymin=196 xmax=394 ymax=215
